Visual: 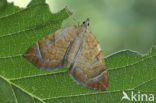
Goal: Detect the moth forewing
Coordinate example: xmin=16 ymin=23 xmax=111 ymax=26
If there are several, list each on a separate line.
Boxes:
xmin=67 ymin=26 xmax=108 ymax=90
xmin=24 ymin=26 xmax=77 ymax=70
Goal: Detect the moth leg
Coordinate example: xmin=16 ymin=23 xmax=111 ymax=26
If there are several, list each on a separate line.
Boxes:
xmin=65 ymin=6 xmax=80 ymax=26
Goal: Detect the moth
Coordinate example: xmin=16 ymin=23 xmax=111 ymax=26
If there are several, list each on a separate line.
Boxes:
xmin=24 ymin=18 xmax=108 ymax=90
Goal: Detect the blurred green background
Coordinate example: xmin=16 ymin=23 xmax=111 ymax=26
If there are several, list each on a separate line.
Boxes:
xmin=8 ymin=0 xmax=156 ymax=56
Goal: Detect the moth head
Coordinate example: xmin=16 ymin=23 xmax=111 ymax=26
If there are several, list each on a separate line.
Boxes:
xmin=82 ymin=18 xmax=90 ymax=27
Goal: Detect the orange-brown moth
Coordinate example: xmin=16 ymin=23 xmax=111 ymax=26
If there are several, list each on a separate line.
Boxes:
xmin=24 ymin=18 xmax=108 ymax=90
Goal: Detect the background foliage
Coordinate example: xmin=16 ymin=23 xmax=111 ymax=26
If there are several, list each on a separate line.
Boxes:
xmin=8 ymin=0 xmax=156 ymax=56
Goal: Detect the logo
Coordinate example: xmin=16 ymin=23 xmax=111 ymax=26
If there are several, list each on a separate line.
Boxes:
xmin=121 ymin=91 xmax=155 ymax=102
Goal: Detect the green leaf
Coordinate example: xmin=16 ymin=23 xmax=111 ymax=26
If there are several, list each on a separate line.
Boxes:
xmin=0 ymin=0 xmax=156 ymax=103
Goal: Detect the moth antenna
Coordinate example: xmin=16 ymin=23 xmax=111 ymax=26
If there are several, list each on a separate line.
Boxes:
xmin=65 ymin=6 xmax=80 ymax=26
